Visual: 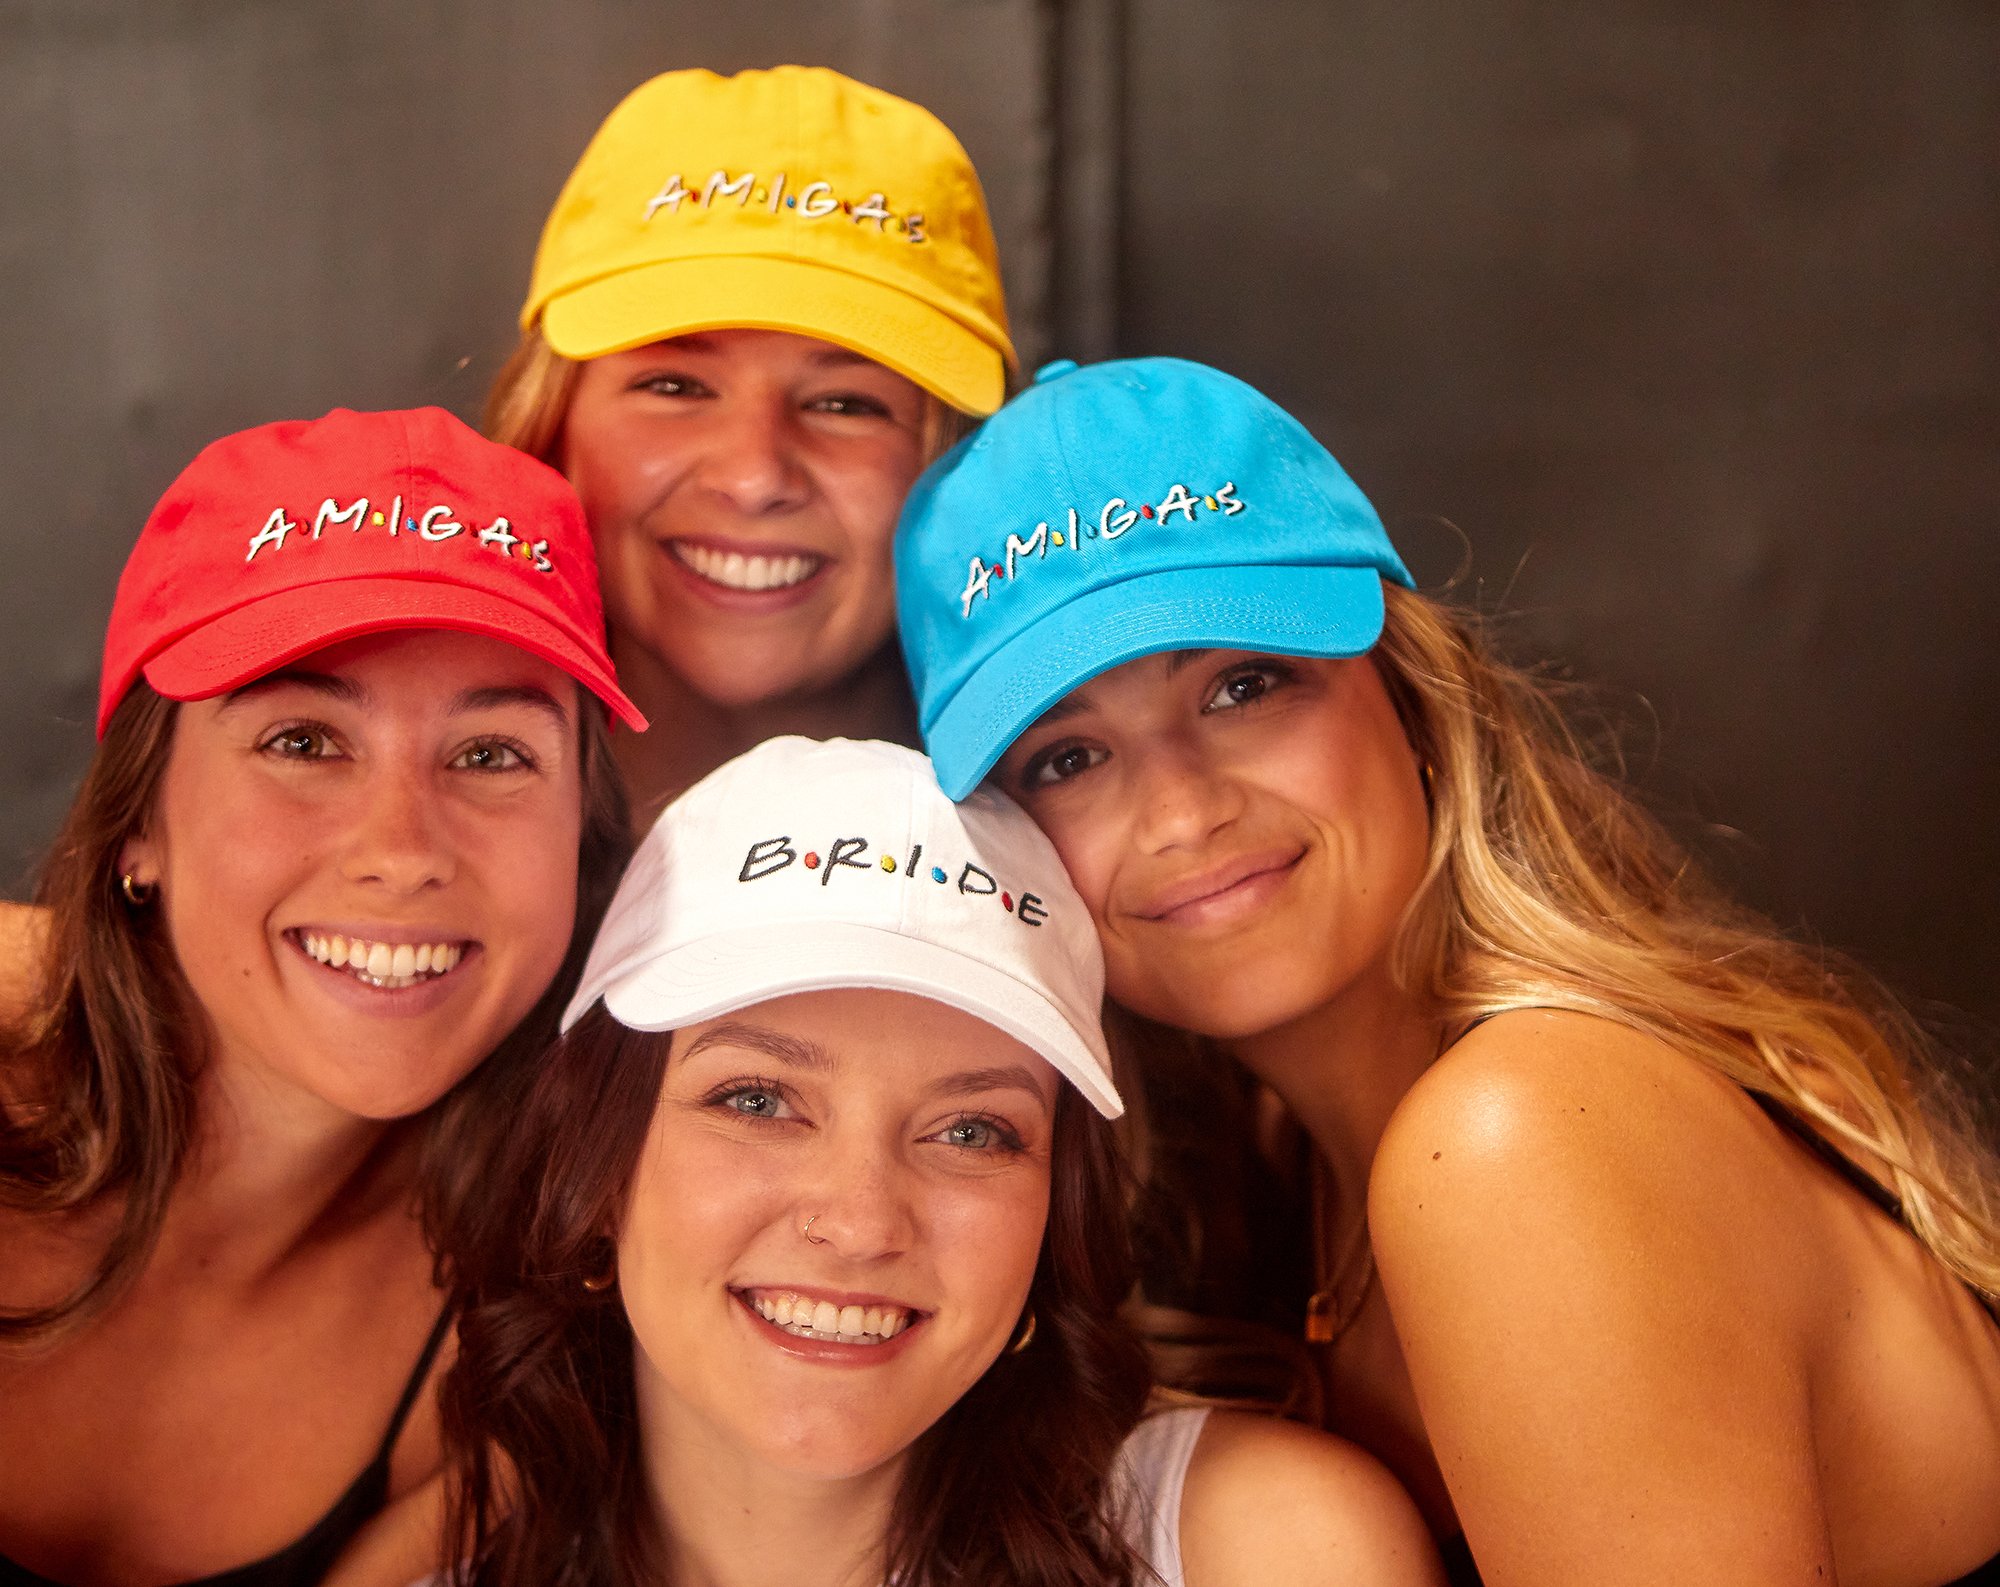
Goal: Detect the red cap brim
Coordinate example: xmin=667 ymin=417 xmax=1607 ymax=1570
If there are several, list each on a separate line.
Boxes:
xmin=134 ymin=576 xmax=648 ymax=733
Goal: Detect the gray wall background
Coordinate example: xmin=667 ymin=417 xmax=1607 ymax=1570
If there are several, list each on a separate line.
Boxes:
xmin=4 ymin=1 xmax=1995 ymax=1029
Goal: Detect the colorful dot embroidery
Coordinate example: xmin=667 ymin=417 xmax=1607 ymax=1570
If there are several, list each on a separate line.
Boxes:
xmin=371 ymin=512 xmax=384 ymax=525
xmin=930 ymin=866 xmax=948 ymax=884
xmin=803 ymin=852 xmax=821 ymax=869
xmin=956 ymin=479 xmax=1244 ymax=619
xmin=880 ymin=855 xmax=896 ymax=872
xmin=1002 ymin=892 xmax=1014 ymax=911
xmin=404 ymin=517 xmax=416 ymax=532
xmin=786 ymin=194 xmax=797 ymax=207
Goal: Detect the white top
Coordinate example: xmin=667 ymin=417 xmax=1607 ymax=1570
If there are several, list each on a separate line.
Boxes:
xmin=405 ymin=1404 xmax=1214 ymax=1587
xmin=1110 ymin=1405 xmax=1212 ymax=1587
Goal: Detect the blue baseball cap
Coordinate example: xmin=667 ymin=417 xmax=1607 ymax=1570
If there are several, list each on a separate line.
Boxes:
xmin=894 ymin=356 xmax=1414 ymax=799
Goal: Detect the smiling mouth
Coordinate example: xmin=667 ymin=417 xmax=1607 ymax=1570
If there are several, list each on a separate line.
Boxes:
xmin=739 ymin=1288 xmax=915 ymax=1346
xmin=293 ymin=930 xmax=469 ymax=991
xmin=1138 ymin=849 xmax=1306 ymax=922
xmin=669 ymin=541 xmax=824 ymax=593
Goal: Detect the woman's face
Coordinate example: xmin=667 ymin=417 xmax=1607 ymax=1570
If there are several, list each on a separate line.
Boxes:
xmin=618 ymin=988 xmax=1056 ymax=1484
xmin=121 ymin=629 xmax=585 ymax=1120
xmin=994 ymin=649 xmax=1431 ymax=1041
xmin=562 ymin=328 xmax=931 ymax=710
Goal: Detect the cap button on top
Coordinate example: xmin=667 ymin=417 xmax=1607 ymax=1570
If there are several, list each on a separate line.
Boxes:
xmin=1032 ymin=358 xmax=1080 ymax=385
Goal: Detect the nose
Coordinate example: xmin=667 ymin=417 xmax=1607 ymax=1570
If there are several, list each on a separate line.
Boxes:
xmin=798 ymin=1139 xmax=917 ymax=1263
xmin=1128 ymin=740 xmax=1245 ymax=856
xmin=691 ymin=392 xmax=812 ymax=516
xmin=338 ymin=761 xmax=457 ymax=894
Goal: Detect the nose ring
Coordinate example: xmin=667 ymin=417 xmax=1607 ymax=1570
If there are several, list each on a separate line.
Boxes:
xmin=802 ymin=1214 xmax=827 ymax=1245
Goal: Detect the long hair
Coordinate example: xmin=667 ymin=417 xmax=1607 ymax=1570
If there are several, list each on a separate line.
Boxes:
xmin=0 ymin=683 xmax=632 ymax=1345
xmin=1371 ymin=581 xmax=2000 ymax=1298
xmin=441 ymin=1006 xmax=1153 ymax=1587
xmin=1127 ymin=581 xmax=2000 ymax=1360
xmin=482 ymin=328 xmax=982 ymax=467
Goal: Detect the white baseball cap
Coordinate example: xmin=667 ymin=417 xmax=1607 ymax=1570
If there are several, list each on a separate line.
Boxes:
xmin=563 ymin=737 xmax=1121 ymax=1118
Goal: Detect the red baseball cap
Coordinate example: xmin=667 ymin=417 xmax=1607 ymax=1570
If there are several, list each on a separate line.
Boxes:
xmin=98 ymin=406 xmax=646 ymax=737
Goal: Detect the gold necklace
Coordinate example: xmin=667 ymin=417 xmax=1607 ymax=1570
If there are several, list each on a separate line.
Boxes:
xmin=1304 ymin=1155 xmax=1376 ymax=1346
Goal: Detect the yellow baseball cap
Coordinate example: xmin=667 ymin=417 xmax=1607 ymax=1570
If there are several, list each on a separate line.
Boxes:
xmin=523 ymin=66 xmax=1015 ymax=416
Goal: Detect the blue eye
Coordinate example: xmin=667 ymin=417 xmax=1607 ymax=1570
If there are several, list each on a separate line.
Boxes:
xmin=932 ymin=1114 xmax=1024 ymax=1153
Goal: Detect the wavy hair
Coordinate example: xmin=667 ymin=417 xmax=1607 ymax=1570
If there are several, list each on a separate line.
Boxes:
xmin=1128 ymin=581 xmax=2000 ymax=1359
xmin=440 ymin=1004 xmax=1153 ymax=1587
xmin=481 ymin=328 xmax=981 ymax=466
xmin=1369 ymin=582 xmax=2000 ymax=1297
xmin=0 ymin=682 xmax=632 ymax=1345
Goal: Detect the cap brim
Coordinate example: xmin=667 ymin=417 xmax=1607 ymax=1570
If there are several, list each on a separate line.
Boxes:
xmin=926 ymin=564 xmax=1386 ymax=799
xmin=569 ymin=919 xmax=1122 ymax=1119
xmin=141 ymin=576 xmax=648 ymax=731
xmin=540 ymin=254 xmax=1010 ymax=416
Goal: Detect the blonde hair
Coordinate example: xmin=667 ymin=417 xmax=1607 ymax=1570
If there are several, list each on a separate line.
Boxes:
xmin=481 ymin=327 xmax=979 ymax=466
xmin=1371 ymin=581 xmax=2000 ymax=1298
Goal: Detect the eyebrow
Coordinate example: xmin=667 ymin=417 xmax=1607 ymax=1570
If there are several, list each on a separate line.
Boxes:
xmin=218 ymin=673 xmax=572 ymax=728
xmin=451 ymin=683 xmax=573 ymax=729
xmin=1024 ymin=648 xmax=1219 ymax=730
xmin=682 ymin=1022 xmax=833 ymax=1072
xmin=934 ymin=1063 xmax=1054 ymax=1105
xmin=679 ymin=1028 xmax=1051 ymax=1106
xmin=220 ymin=669 xmax=361 ymax=709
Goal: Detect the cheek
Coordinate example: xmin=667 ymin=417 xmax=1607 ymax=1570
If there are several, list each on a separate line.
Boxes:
xmin=815 ymin=443 xmax=921 ymax=563
xmin=563 ymin=410 xmax=684 ymax=530
xmin=930 ymin=1172 xmax=1050 ymax=1322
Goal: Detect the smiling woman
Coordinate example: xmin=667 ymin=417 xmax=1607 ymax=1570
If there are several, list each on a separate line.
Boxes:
xmin=439 ymin=737 xmax=1442 ymax=1587
xmin=0 ymin=409 xmax=638 ymax=1587
xmin=895 ymin=356 xmax=2000 ymax=1587
xmin=483 ymin=66 xmax=1015 ymax=822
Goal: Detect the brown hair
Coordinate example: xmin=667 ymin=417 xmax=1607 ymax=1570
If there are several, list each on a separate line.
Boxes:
xmin=1127 ymin=582 xmax=2000 ymax=1378
xmin=440 ymin=1006 xmax=1153 ymax=1586
xmin=482 ymin=327 xmax=982 ymax=468
xmin=0 ymin=682 xmax=632 ymax=1345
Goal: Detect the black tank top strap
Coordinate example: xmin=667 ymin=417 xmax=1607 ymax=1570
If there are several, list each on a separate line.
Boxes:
xmin=374 ymin=1303 xmax=456 ymax=1467
xmin=0 ymin=1306 xmax=454 ymax=1587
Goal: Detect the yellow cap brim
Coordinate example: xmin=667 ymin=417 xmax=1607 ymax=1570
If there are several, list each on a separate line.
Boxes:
xmin=539 ymin=255 xmax=1011 ymax=416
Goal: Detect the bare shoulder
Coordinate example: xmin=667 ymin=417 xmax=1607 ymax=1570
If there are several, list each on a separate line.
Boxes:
xmin=1178 ymin=1410 xmax=1444 ymax=1587
xmin=1370 ymin=1008 xmax=1803 ymax=1272
xmin=1365 ymin=1010 xmax=1837 ymax=1582
xmin=0 ymin=900 xmax=51 ymax=1025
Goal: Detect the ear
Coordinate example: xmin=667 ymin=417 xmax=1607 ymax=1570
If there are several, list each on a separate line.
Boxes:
xmin=117 ymin=829 xmax=161 ymax=889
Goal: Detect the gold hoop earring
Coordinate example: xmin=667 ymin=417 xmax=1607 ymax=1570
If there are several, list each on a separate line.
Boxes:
xmin=120 ymin=873 xmax=156 ymax=908
xmin=802 ymin=1214 xmax=828 ymax=1245
xmin=1008 ymin=1307 xmax=1037 ymax=1354
xmin=581 ymin=1262 xmax=616 ymax=1292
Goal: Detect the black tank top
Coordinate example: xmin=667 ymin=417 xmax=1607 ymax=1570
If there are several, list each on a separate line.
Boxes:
xmin=0 ymin=1307 xmax=452 ymax=1587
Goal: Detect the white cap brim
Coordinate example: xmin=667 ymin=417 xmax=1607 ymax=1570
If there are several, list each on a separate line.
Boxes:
xmin=579 ymin=918 xmax=1121 ymax=1119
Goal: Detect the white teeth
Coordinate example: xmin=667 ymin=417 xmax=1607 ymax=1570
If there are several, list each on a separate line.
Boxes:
xmin=299 ymin=933 xmax=465 ymax=988
xmin=672 ymin=541 xmax=821 ymax=592
xmin=748 ymin=1291 xmax=910 ymax=1344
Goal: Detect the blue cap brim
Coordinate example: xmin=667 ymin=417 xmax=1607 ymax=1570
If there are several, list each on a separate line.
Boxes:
xmin=925 ymin=564 xmax=1387 ymax=799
